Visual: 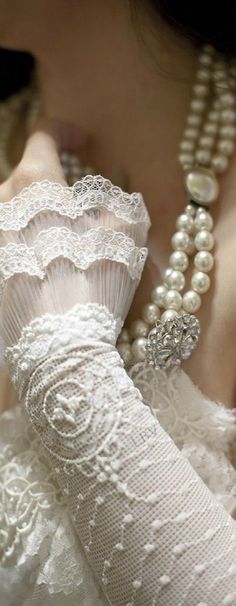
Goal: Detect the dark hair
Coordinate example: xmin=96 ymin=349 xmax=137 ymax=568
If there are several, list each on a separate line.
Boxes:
xmin=0 ymin=1 xmax=236 ymax=99
xmin=135 ymin=0 xmax=236 ymax=56
xmin=0 ymin=48 xmax=34 ymax=100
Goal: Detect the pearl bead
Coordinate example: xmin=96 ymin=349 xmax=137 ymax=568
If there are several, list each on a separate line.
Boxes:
xmin=117 ymin=328 xmax=130 ymax=343
xmin=131 ymin=337 xmax=148 ymax=361
xmin=199 ymin=52 xmax=213 ymax=66
xmin=164 ymin=289 xmax=182 ymax=311
xmin=195 ymin=149 xmax=211 ymax=165
xmin=195 ymin=211 xmax=213 ymax=231
xmin=219 ymin=125 xmax=236 ymax=138
xmin=195 ymin=229 xmax=214 ymax=251
xmin=196 ymin=69 xmax=211 ymax=82
xmin=176 ymin=213 xmax=194 ymax=233
xmin=204 ymin=122 xmax=218 ymax=136
xmin=185 ymin=167 xmax=219 ymax=205
xmin=161 ymin=309 xmax=179 ymax=322
xmin=142 ymin=303 xmax=160 ymax=325
xmin=164 ymin=268 xmax=173 ymax=283
xmin=190 ymin=99 xmax=206 ymax=114
xmin=193 ymin=83 xmax=208 ymax=97
xmin=194 ymin=250 xmax=214 ymax=272
xmin=221 ymin=109 xmax=236 ymax=123
xmin=117 ymin=343 xmax=132 ymax=365
xmin=199 ymin=135 xmax=214 ymax=149
xmin=217 ymin=139 xmax=234 ymax=156
xmin=220 ymin=92 xmax=235 ymax=107
xmin=182 ymin=290 xmax=201 ymax=313
xmin=180 ymin=140 xmax=195 ymax=152
xmin=129 ymin=319 xmax=149 ymax=339
xmin=208 ymin=110 xmax=220 ymax=122
xmin=171 ymin=231 xmax=190 ymax=251
xmin=166 ymin=269 xmax=185 ymax=291
xmin=190 ymin=99 xmax=206 ymax=112
xmin=169 ymin=251 xmax=189 ymax=271
xmin=184 ymin=128 xmax=199 ymax=140
xmin=187 ymin=114 xmax=202 ymax=127
xmin=211 ymin=154 xmax=228 ymax=173
xmin=178 ymin=153 xmax=194 ymax=167
xmin=186 ymin=237 xmax=196 ymax=256
xmin=151 ymin=285 xmax=168 ymax=307
xmin=191 ymin=271 xmax=210 ymax=293
xmin=213 ymin=70 xmax=226 ymax=83
xmin=185 ymin=203 xmax=196 ymax=217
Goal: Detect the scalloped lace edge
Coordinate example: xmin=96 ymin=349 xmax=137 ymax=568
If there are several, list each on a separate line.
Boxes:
xmin=0 ymin=226 xmax=148 ymax=298
xmin=0 ymin=175 xmax=151 ymax=231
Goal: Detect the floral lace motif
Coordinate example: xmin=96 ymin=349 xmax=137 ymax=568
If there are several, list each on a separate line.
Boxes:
xmin=0 ymin=405 xmax=108 ymax=605
xmin=128 ymin=362 xmax=236 ymax=519
xmin=0 ymin=176 xmax=151 ymax=231
xmin=4 ymin=306 xmax=236 ymax=606
xmin=5 ymin=303 xmax=123 ymax=397
xmin=0 ymin=227 xmax=148 ymax=298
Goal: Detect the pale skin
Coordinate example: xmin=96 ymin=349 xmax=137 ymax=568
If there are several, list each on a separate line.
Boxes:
xmin=0 ymin=0 xmax=236 ymax=423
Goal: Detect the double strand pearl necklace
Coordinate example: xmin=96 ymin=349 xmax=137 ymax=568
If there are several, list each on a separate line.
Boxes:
xmin=0 ymin=44 xmax=236 ymax=371
xmin=116 ymin=44 xmax=236 ymax=370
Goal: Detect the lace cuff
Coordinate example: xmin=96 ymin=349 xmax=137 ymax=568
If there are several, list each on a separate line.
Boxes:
xmin=0 ymin=176 xmax=150 ymax=360
xmin=5 ymin=303 xmax=123 ymax=396
xmin=0 ymin=176 xmax=151 ymax=231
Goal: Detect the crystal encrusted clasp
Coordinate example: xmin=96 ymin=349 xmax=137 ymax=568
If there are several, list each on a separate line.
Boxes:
xmin=145 ymin=313 xmax=200 ymax=370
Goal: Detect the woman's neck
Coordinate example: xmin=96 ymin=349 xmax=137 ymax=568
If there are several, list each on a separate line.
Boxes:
xmin=35 ymin=5 xmax=199 ymax=268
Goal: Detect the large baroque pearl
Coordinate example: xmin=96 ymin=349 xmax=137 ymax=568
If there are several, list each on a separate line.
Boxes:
xmin=184 ymin=167 xmax=219 ymax=205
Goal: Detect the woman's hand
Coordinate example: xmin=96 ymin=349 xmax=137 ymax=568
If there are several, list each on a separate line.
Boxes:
xmin=0 ymin=117 xmax=67 ymax=202
xmin=0 ymin=117 xmax=150 ymax=361
xmin=0 ymin=118 xmax=69 ymax=413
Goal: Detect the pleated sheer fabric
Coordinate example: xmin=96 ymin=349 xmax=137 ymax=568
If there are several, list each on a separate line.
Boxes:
xmin=1 ymin=175 xmax=236 ymax=606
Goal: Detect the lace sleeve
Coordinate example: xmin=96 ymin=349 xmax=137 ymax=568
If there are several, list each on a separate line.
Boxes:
xmin=1 ymin=177 xmax=236 ymax=606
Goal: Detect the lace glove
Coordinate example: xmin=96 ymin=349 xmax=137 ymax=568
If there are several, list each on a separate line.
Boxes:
xmin=1 ymin=176 xmax=236 ymax=606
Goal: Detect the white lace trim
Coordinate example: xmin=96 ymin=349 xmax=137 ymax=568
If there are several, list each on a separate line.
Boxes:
xmin=0 ymin=405 xmax=107 ymax=604
xmin=4 ymin=303 xmax=123 ymax=396
xmin=0 ymin=226 xmax=148 ymax=297
xmin=0 ymin=176 xmax=151 ymax=231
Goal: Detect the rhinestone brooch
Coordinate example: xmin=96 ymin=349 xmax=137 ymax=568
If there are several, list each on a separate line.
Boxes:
xmin=145 ymin=313 xmax=201 ymax=370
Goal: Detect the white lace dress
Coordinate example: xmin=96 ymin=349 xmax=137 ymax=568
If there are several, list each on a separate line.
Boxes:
xmin=1 ymin=365 xmax=236 ymax=606
xmin=1 ymin=177 xmax=236 ymax=606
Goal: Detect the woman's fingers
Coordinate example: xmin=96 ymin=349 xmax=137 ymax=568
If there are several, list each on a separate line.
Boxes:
xmin=0 ymin=116 xmax=89 ymax=203
xmin=0 ymin=116 xmax=71 ymax=203
xmin=12 ymin=117 xmax=67 ymax=194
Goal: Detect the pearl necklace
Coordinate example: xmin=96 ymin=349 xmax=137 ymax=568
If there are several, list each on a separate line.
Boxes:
xmin=115 ymin=44 xmax=236 ymax=369
xmin=0 ymin=44 xmax=236 ymax=372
